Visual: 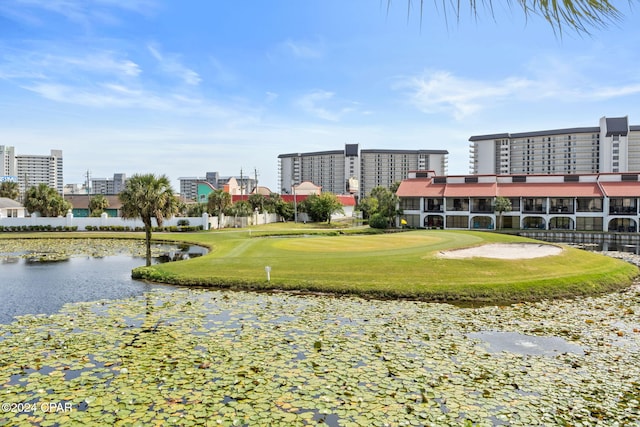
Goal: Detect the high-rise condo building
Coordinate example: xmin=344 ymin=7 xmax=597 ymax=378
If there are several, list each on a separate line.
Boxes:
xmin=469 ymin=116 xmax=640 ymax=175
xmin=278 ymin=144 xmax=448 ymax=198
xmin=13 ymin=149 xmax=64 ymax=195
xmin=0 ymin=145 xmax=17 ymax=177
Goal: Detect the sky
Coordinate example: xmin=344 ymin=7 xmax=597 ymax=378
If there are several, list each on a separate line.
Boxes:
xmin=2 ymin=1 xmax=640 ymax=193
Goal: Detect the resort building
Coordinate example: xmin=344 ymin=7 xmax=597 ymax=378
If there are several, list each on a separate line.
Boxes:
xmin=179 ymin=172 xmax=257 ymax=202
xmin=278 ymin=144 xmax=448 ymax=198
xmin=91 ymin=173 xmax=127 ymax=195
xmin=16 ymin=149 xmax=64 ymax=195
xmin=469 ymin=116 xmax=640 ymax=175
xmin=0 ymin=145 xmax=17 ymax=177
xmin=396 ymin=170 xmax=640 ymax=232
xmin=1 ymin=146 xmax=63 ymax=196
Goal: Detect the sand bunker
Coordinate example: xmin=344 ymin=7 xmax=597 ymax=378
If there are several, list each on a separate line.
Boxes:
xmin=438 ymin=243 xmax=562 ymax=260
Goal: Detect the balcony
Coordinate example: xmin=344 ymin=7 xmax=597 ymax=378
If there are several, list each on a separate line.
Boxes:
xmin=471 ymin=198 xmax=493 ymax=213
xmin=549 ymin=206 xmax=574 ymax=214
xmin=609 ymin=206 xmax=637 ymax=215
xmin=523 ymin=205 xmax=546 ymax=214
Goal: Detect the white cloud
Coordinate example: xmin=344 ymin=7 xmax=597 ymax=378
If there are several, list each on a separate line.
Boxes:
xmin=396 ymin=70 xmax=533 ymax=120
xmin=265 ymin=92 xmax=279 ymax=102
xmin=148 ymin=44 xmax=201 ymax=86
xmin=0 ymin=47 xmax=141 ymax=81
xmin=397 ymin=66 xmax=640 ymax=120
xmin=23 ymin=82 xmax=172 ymax=110
xmin=281 ymin=39 xmax=324 ymax=59
xmin=295 ymin=90 xmax=363 ymax=122
xmin=0 ymin=0 xmax=157 ymax=27
xmin=296 ymin=90 xmax=338 ymax=121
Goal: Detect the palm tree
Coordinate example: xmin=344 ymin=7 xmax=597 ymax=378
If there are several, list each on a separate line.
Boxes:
xmin=119 ymin=174 xmax=178 ymax=266
xmin=495 ymin=196 xmax=512 ymax=230
xmin=207 ymin=189 xmax=232 ymax=217
xmin=24 ymin=183 xmax=71 ymax=217
xmin=89 ymin=194 xmax=109 ymax=217
xmin=399 ymin=1 xmax=625 ymax=35
xmin=0 ymin=181 xmax=20 ymax=201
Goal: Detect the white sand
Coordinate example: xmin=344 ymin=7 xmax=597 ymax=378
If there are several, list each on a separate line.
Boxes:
xmin=438 ymin=243 xmax=562 ymax=259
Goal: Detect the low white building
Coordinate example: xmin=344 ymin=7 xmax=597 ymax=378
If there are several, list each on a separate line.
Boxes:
xmin=0 ymin=197 xmax=26 ymax=218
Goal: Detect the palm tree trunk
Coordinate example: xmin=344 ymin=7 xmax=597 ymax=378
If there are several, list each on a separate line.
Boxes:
xmin=145 ymin=225 xmax=152 ymax=267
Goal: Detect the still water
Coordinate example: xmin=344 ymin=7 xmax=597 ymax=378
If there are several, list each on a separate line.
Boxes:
xmin=0 ymin=255 xmax=175 ymax=324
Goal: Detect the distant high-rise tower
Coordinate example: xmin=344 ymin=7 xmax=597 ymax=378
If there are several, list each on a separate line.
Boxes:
xmin=0 ymin=145 xmax=17 ymax=177
xmin=469 ymin=116 xmax=640 ymax=175
xmin=16 ymin=149 xmax=64 ymax=195
xmin=278 ymin=144 xmax=448 ymax=198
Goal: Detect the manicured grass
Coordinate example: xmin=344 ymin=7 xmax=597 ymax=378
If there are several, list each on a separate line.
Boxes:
xmin=126 ymin=227 xmax=638 ymax=303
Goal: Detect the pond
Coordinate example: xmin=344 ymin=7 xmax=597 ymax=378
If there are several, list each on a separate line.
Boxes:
xmin=0 ymin=240 xmax=639 ymax=426
xmin=0 ymin=240 xmax=206 ymax=324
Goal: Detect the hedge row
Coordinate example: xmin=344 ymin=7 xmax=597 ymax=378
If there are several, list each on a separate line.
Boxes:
xmin=84 ymin=225 xmax=204 ymax=232
xmin=0 ymin=225 xmax=78 ymax=232
xmin=0 ymin=225 xmax=203 ymax=232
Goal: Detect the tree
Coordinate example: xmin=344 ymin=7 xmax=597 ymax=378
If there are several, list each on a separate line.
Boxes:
xmin=248 ymin=193 xmax=266 ymax=212
xmin=276 ymin=201 xmax=295 ymax=221
xmin=207 ymin=189 xmax=231 ymax=217
xmin=398 ymin=0 xmax=627 ymax=36
xmin=0 ymin=181 xmax=20 ymax=201
xmin=24 ymin=183 xmax=71 ymax=217
xmin=89 ymin=194 xmax=109 ymax=217
xmin=119 ymin=174 xmax=178 ymax=267
xmin=370 ymin=186 xmax=401 ymax=228
xmin=495 ymin=196 xmax=512 ymax=230
xmin=186 ymin=202 xmax=207 ymax=217
xmin=369 ymin=212 xmax=389 ymax=229
xmin=304 ymin=193 xmax=344 ymax=224
xmin=357 ymin=196 xmax=379 ymax=220
xmin=226 ymin=200 xmax=253 ymax=219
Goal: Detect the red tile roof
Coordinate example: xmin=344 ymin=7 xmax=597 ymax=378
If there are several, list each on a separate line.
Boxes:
xmin=600 ymin=182 xmax=640 ymax=197
xmin=497 ymin=183 xmax=602 ymax=198
xmin=280 ymin=194 xmax=356 ymax=206
xmin=444 ymin=183 xmax=496 ymax=197
xmin=395 ymin=176 xmax=633 ymax=198
xmin=396 ymin=179 xmax=444 ymax=197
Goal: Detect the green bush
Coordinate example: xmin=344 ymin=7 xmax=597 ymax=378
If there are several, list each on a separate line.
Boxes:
xmin=368 ymin=213 xmax=389 ymax=229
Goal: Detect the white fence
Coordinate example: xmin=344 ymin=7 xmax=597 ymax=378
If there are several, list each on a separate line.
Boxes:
xmin=0 ymin=211 xmax=281 ymax=231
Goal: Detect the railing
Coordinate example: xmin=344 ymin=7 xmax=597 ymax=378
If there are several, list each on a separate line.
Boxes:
xmin=609 ymin=207 xmax=638 ymax=215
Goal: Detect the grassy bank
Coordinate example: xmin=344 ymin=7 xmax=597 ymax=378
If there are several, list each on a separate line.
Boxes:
xmin=124 ymin=227 xmax=638 ymax=303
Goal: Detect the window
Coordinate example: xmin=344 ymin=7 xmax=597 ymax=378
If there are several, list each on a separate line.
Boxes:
xmin=576 ymin=217 xmax=603 ymax=231
xmin=576 ymin=198 xmax=603 ymax=212
xmin=400 ymin=198 xmax=420 ymax=210
xmin=446 ymin=215 xmax=469 ymax=228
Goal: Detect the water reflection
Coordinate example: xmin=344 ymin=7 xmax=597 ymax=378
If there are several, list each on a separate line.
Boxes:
xmin=468 ymin=331 xmax=584 ymax=356
xmin=572 ymin=242 xmax=640 ymax=254
xmin=0 ymin=243 xmax=206 ymax=324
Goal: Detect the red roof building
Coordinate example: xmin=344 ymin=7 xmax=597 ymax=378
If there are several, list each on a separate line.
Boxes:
xmin=396 ymin=171 xmax=640 ymax=232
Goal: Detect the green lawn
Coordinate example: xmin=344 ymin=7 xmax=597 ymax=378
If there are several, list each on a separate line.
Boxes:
xmin=126 ymin=227 xmax=638 ymax=303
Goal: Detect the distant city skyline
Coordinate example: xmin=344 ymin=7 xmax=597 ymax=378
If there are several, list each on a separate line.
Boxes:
xmin=1 ymin=2 xmax=640 ymax=192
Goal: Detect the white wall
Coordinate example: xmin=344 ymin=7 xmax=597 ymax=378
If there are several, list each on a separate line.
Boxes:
xmin=0 ymin=210 xmax=352 ymax=231
xmin=0 ymin=212 xmax=212 ymax=231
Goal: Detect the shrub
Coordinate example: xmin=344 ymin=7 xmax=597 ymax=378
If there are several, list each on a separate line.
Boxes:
xmin=368 ymin=213 xmax=389 ymax=229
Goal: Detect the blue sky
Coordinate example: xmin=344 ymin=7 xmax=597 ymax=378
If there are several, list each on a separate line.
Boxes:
xmin=2 ymin=1 xmax=640 ymax=193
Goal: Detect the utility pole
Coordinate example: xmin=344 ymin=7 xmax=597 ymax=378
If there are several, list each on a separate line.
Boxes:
xmin=254 ymin=168 xmax=259 ymax=193
xmin=293 ymin=185 xmax=297 ymax=223
xmin=240 ymin=168 xmax=244 ymax=197
xmin=85 ymin=170 xmax=91 ymax=195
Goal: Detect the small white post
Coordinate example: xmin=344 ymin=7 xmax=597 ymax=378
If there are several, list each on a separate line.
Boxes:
xmin=265 ymin=266 xmax=271 ymax=282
